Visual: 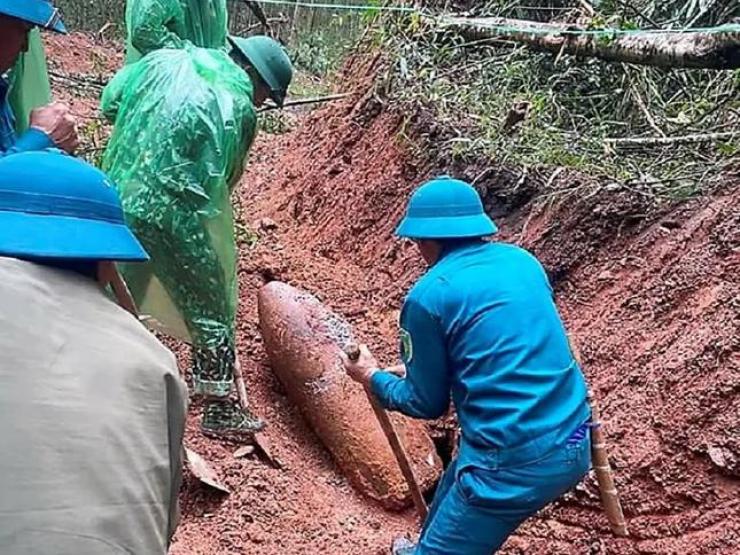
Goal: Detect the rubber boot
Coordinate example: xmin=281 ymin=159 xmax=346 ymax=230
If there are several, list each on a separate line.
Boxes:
xmin=201 ymin=398 xmax=265 ymax=441
xmin=391 ymin=537 xmax=417 ymax=555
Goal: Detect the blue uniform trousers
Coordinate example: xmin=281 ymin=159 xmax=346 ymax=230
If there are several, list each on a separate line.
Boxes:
xmin=416 ymin=425 xmax=590 ymax=554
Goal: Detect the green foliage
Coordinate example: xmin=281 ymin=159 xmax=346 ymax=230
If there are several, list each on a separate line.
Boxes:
xmin=259 ymin=110 xmax=292 ymax=135
xmin=77 ymin=117 xmax=108 ymax=168
xmin=235 ymin=221 xmax=259 ymax=249
xmin=54 ymin=0 xmax=126 ymax=36
xmin=289 ymin=11 xmax=366 ymax=76
xmin=381 ymin=3 xmax=740 ymax=200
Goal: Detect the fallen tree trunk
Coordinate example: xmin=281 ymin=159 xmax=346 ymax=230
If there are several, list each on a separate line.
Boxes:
xmin=434 ymin=15 xmax=740 ymax=70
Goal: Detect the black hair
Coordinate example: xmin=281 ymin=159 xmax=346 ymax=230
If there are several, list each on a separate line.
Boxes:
xmin=435 ymin=237 xmax=486 ymax=251
xmin=21 ymin=257 xmax=98 ymax=280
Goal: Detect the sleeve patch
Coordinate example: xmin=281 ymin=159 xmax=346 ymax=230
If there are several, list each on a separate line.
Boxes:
xmin=400 ymin=329 xmax=413 ymax=364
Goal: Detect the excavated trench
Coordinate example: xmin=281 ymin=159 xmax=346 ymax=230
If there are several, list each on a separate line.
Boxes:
xmin=47 ymin=33 xmax=739 ymax=554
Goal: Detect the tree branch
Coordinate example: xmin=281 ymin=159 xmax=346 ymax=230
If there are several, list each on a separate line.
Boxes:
xmin=605 ymin=131 xmax=737 ymax=148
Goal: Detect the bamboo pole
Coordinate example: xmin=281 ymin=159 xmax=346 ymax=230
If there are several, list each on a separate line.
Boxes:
xmin=258 ymin=92 xmax=354 ymax=112
xmin=107 ymin=264 xmax=139 ymax=316
xmin=569 ymin=337 xmax=629 ymax=538
xmin=604 ymin=130 xmax=737 ymax=148
xmin=588 ymin=390 xmax=630 ymax=537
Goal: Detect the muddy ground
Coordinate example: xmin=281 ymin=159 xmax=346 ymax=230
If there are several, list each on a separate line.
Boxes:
xmin=47 ymin=34 xmax=739 ymax=554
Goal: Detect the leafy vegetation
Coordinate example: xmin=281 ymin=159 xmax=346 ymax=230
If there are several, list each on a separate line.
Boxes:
xmin=379 ymin=1 xmax=740 ymax=199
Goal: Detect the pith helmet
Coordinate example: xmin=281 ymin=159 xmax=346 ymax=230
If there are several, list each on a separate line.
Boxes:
xmin=0 ymin=152 xmax=148 ymax=261
xmin=396 ymin=176 xmax=498 ymax=239
xmin=0 ymin=0 xmax=66 ymax=33
xmin=229 ymin=35 xmax=294 ymax=107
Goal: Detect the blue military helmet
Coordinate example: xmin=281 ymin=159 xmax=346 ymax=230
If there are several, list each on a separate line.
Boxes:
xmin=396 ymin=176 xmax=498 ymax=239
xmin=0 ymin=152 xmax=147 ymax=261
xmin=0 ymin=0 xmax=66 ymax=33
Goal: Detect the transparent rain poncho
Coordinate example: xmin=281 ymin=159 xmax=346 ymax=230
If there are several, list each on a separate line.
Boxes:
xmin=101 ymin=46 xmax=256 ymax=353
xmin=7 ymin=29 xmax=51 ymax=133
xmin=125 ymin=0 xmax=228 ymax=63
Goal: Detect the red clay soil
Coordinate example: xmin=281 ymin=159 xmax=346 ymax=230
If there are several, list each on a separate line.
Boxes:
xmin=44 ymin=33 xmax=122 ymax=118
xmin=48 ymin=34 xmax=739 ymax=554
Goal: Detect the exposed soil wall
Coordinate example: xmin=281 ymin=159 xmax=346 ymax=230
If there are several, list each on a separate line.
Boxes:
xmin=47 ymin=34 xmax=739 ymax=554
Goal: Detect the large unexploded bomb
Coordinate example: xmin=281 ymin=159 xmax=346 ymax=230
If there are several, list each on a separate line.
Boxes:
xmin=258 ymin=281 xmax=441 ymax=509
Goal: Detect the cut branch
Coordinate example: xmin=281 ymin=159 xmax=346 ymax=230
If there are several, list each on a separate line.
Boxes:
xmin=258 ymin=93 xmax=354 ymax=112
xmin=241 ymin=0 xmax=272 ymax=32
xmin=434 ymin=15 xmax=740 ymax=69
xmin=605 ymin=131 xmax=738 ymax=148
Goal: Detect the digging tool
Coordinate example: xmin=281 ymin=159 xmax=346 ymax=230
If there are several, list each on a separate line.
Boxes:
xmin=108 ymin=264 xmax=138 ymax=316
xmin=588 ymin=390 xmax=629 ymax=537
xmin=107 ymin=264 xmax=229 ymax=494
xmin=344 ymin=342 xmax=429 ymax=521
xmin=569 ymin=338 xmax=629 ymax=537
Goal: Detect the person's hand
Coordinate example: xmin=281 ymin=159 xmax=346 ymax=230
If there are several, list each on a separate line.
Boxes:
xmin=386 ymin=364 xmax=407 ymax=378
xmin=340 ymin=344 xmax=379 ymax=388
xmin=29 ymin=102 xmax=79 ymax=154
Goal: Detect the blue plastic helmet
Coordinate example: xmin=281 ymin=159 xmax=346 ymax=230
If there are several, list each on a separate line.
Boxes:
xmin=396 ymin=176 xmax=498 ymax=239
xmin=0 ymin=0 xmax=66 ymax=33
xmin=0 ymin=152 xmax=148 ymax=261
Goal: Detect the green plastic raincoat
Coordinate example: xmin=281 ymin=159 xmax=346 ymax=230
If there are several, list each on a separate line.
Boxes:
xmin=125 ymin=0 xmax=228 ymax=63
xmin=101 ymin=46 xmax=257 ymax=359
xmin=7 ymin=29 xmax=51 ymax=133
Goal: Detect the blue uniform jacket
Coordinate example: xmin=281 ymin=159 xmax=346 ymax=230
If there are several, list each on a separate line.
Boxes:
xmin=0 ymin=77 xmax=54 ymax=157
xmin=371 ymin=240 xmax=590 ymax=453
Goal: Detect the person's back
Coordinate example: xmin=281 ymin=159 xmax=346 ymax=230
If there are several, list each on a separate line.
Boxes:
xmin=102 ymin=46 xmax=256 ymax=207
xmin=100 ymin=37 xmax=293 ymax=441
xmin=125 ymin=0 xmax=228 ymax=63
xmin=409 ymin=240 xmax=589 ymax=449
xmin=0 ymin=151 xmax=187 ymax=555
xmin=0 ymin=259 xmax=185 ymax=554
xmin=100 ymin=44 xmax=256 ymax=350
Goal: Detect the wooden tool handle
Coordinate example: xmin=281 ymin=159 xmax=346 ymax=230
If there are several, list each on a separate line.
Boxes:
xmin=109 ymin=266 xmax=139 ymax=317
xmin=570 ymin=336 xmax=628 ymax=537
xmin=588 ymin=390 xmax=629 ymax=537
xmin=344 ymin=343 xmax=429 ymax=520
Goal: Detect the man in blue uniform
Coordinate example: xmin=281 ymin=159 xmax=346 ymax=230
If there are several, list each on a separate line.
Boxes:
xmin=0 ymin=0 xmax=78 ymax=157
xmin=343 ymin=177 xmax=592 ymax=554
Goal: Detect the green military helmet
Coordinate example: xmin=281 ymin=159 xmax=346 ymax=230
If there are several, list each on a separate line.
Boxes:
xmin=229 ymin=35 xmax=293 ymax=107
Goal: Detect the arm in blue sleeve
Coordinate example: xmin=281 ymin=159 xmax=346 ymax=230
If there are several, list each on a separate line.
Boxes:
xmin=0 ymin=82 xmax=54 ymax=156
xmin=370 ymin=297 xmax=451 ymax=419
xmin=0 ymin=128 xmax=55 ymax=157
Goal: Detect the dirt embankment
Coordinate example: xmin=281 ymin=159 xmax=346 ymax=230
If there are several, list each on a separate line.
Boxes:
xmin=48 ymin=34 xmax=739 ymax=554
xmin=224 ymin=50 xmax=739 ymax=553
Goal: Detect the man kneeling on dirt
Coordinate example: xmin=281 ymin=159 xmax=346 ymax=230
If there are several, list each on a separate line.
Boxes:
xmin=102 ymin=36 xmax=293 ymax=441
xmin=0 ymin=0 xmax=78 ymax=156
xmin=343 ymin=177 xmax=592 ymax=554
xmin=0 ymin=152 xmax=187 ymax=554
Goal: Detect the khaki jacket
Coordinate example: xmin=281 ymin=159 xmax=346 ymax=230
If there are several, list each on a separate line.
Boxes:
xmin=0 ymin=257 xmax=188 ymax=554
